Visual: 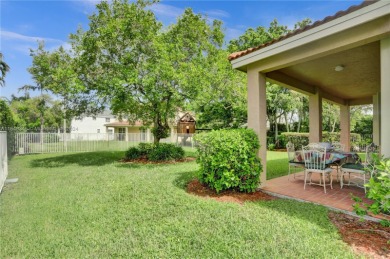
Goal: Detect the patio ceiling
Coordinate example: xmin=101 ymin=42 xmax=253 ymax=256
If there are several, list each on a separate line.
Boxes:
xmin=275 ymin=41 xmax=380 ymax=103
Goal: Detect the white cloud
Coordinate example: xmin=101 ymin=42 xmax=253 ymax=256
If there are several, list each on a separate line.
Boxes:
xmin=225 ymin=27 xmax=244 ymax=43
xmin=149 ymin=3 xmax=184 ymax=18
xmin=204 ymin=9 xmax=230 ymax=19
xmin=0 ymin=30 xmax=63 ymax=43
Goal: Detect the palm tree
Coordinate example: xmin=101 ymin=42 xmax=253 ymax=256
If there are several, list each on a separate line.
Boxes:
xmin=0 ymin=52 xmax=10 ymax=87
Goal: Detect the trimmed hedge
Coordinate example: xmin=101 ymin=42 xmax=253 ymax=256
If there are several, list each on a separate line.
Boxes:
xmin=124 ymin=143 xmax=184 ymax=161
xmin=280 ymin=132 xmax=362 ymax=150
xmin=195 ymin=129 xmax=262 ymax=193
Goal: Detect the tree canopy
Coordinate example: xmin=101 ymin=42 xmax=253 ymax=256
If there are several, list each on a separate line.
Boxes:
xmin=70 ymin=0 xmax=224 ymax=142
xmin=0 ymin=52 xmax=10 ymax=87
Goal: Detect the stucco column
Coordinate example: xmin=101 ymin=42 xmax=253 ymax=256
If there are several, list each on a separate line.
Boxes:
xmin=380 ymin=37 xmax=390 ymax=157
xmin=247 ymin=68 xmax=267 ymax=187
xmin=340 ymin=104 xmax=350 ymax=152
xmin=309 ymin=89 xmax=322 ymax=143
xmin=373 ymin=93 xmax=381 ymax=146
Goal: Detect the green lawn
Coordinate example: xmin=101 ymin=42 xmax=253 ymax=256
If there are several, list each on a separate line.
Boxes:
xmin=0 ymin=151 xmax=356 ymax=258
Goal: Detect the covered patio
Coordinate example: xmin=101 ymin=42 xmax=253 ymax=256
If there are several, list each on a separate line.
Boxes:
xmin=229 ymin=1 xmax=390 ymax=216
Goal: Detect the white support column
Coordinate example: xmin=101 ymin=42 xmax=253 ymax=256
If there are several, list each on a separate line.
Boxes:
xmin=146 ymin=128 xmax=151 ymax=143
xmin=309 ymin=89 xmax=322 ymax=143
xmin=247 ymin=68 xmax=267 ymax=187
xmin=380 ymin=37 xmax=390 ymax=157
xmin=373 ymin=93 xmax=380 ymax=146
xmin=340 ymin=104 xmax=350 ymax=152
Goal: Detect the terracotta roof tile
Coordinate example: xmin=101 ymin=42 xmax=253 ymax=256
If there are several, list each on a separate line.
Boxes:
xmin=104 ymin=121 xmax=143 ymax=127
xmin=228 ymin=0 xmax=379 ymax=61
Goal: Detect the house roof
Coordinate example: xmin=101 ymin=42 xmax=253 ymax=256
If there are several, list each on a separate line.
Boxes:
xmin=104 ymin=121 xmax=143 ymax=127
xmin=228 ymin=0 xmax=379 ymax=61
xmin=178 ymin=112 xmax=196 ymax=123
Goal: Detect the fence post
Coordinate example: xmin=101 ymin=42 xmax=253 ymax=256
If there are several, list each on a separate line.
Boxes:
xmin=0 ymin=131 xmax=8 ymax=193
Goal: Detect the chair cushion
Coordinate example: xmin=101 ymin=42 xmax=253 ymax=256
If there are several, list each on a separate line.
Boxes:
xmin=341 ymin=163 xmax=364 ymax=170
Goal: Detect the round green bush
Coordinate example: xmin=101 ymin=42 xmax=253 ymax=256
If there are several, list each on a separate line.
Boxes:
xmin=125 ymin=147 xmax=141 ymax=160
xmin=148 ymin=143 xmax=184 ymax=161
xmin=195 ymin=128 xmax=262 ymax=193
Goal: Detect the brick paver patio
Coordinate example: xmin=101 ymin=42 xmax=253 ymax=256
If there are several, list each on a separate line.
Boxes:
xmin=263 ymin=170 xmax=372 ymax=212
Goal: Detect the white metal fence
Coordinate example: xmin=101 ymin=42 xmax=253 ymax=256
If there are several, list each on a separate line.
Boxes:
xmin=14 ymin=132 xmax=196 ymax=154
xmin=0 ymin=132 xmax=8 ymax=193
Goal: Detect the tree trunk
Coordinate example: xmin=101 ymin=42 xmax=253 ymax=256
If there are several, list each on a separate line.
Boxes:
xmin=284 ymin=112 xmax=289 ymax=132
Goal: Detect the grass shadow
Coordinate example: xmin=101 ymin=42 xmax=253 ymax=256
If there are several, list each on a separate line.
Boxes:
xmin=172 ymin=170 xmax=198 ymax=190
xmin=30 ymin=151 xmax=124 ymax=168
xmin=249 ymin=197 xmax=337 ymax=233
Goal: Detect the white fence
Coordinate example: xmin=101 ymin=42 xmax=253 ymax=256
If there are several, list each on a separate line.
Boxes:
xmin=14 ymin=133 xmax=196 ymax=154
xmin=0 ymin=132 xmax=8 ymax=193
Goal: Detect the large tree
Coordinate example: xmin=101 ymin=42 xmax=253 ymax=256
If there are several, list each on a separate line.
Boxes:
xmin=10 ymin=94 xmax=67 ymax=131
xmin=0 ymin=99 xmax=15 ymax=128
xmin=0 ymin=52 xmax=10 ymax=87
xmin=70 ymin=0 xmax=223 ymax=142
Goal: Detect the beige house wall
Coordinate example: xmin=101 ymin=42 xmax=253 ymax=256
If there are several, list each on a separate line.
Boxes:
xmin=373 ymin=93 xmax=381 ymax=146
xmin=380 ymin=37 xmax=390 ymax=157
xmin=340 ymin=104 xmax=351 ymax=152
xmin=247 ymin=68 xmax=267 ymax=186
xmin=309 ymin=89 xmax=322 ymax=143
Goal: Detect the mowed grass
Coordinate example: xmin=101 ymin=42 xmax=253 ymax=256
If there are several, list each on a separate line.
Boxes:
xmin=0 ymin=151 xmax=356 ymax=258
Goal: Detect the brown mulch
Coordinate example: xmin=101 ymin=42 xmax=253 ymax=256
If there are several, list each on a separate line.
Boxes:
xmin=187 ymin=179 xmax=389 ymax=258
xmin=120 ymin=157 xmax=196 ymax=164
xmin=186 ymin=179 xmax=277 ymax=205
xmin=329 ymin=211 xmax=390 ymax=258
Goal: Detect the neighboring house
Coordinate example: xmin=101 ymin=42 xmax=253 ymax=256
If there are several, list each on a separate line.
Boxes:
xmin=71 ymin=111 xmax=116 ymax=134
xmin=71 ymin=111 xmax=197 ymax=142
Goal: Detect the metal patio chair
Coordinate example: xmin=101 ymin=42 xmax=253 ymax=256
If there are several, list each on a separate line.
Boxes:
xmin=286 ymin=142 xmax=305 ymax=180
xmin=340 ymin=143 xmax=379 ymax=193
xmin=303 ymin=144 xmax=333 ymax=193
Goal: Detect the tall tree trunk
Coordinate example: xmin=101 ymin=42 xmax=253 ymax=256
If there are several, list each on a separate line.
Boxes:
xmin=284 ymin=112 xmax=289 ymax=132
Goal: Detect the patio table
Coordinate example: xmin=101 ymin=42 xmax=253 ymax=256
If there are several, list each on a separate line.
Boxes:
xmin=292 ymin=150 xmax=359 ymax=166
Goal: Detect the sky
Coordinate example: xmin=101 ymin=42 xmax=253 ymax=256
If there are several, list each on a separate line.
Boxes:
xmin=0 ymin=0 xmax=363 ymax=99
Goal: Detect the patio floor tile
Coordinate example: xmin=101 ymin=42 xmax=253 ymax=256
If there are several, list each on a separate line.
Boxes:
xmin=263 ymin=169 xmax=377 ymax=216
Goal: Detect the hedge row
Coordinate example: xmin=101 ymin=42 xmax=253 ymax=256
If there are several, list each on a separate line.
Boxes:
xmin=279 ymin=132 xmax=363 ymax=150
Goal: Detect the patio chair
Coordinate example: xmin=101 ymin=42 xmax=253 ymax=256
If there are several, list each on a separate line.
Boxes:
xmin=302 ymin=144 xmax=333 ymax=193
xmin=340 ymin=143 xmax=379 ymax=193
xmin=329 ymin=142 xmax=345 ymax=182
xmin=286 ymin=142 xmax=305 ymax=180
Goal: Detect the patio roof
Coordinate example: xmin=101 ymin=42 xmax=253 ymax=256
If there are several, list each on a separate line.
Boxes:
xmin=228 ymin=0 xmax=379 ymax=62
xmin=229 ymin=0 xmax=390 ymax=105
xmin=229 ymin=0 xmax=390 ymax=185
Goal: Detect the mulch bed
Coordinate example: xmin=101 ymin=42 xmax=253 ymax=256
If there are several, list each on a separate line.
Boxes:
xmin=329 ymin=211 xmax=390 ymax=258
xmin=187 ymin=179 xmax=390 ymax=258
xmin=187 ymin=179 xmax=277 ymax=205
xmin=120 ymin=157 xmax=196 ymax=164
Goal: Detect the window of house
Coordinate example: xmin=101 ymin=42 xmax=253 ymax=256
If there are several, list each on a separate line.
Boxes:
xmin=105 ymin=118 xmax=110 ymax=122
xmin=93 ymin=117 xmax=96 ymax=120
xmin=97 ymin=129 xmax=100 ymax=133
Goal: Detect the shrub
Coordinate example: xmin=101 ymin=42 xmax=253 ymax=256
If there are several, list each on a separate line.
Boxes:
xmin=267 ymin=143 xmax=275 ymax=151
xmin=280 ymin=132 xmax=361 ymax=150
xmin=138 ymin=143 xmax=154 ymax=156
xmin=125 ymin=147 xmax=141 ymax=160
xmin=124 ymin=143 xmax=184 ymax=161
xmin=195 ymin=128 xmax=262 ymax=193
xmin=148 ymin=143 xmax=184 ymax=161
xmin=353 ymin=155 xmax=390 ymax=218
